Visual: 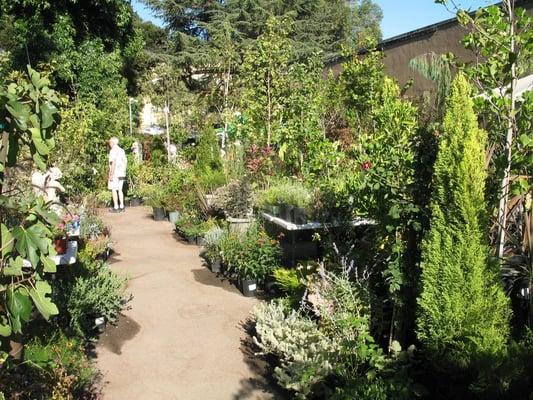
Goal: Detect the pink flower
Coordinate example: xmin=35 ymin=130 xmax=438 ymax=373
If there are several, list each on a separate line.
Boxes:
xmin=361 ymin=160 xmax=372 ymax=170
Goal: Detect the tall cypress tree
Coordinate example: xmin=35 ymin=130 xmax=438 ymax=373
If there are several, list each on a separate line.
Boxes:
xmin=416 ymin=73 xmax=510 ymax=369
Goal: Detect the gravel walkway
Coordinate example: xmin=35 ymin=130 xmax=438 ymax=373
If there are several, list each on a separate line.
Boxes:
xmin=95 ymin=206 xmax=278 ymax=400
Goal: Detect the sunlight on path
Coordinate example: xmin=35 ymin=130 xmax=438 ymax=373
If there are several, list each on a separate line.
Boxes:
xmin=95 ymin=207 xmax=278 ymax=400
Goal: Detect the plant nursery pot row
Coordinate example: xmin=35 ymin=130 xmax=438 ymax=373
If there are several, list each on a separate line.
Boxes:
xmin=207 ymin=259 xmax=258 ymax=297
xmin=180 ymin=234 xmax=205 ymax=246
xmin=268 ymin=205 xmax=308 ymax=224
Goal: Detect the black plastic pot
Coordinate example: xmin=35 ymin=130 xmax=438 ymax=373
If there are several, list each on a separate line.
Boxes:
xmin=279 ymin=204 xmax=294 ymax=222
xmin=211 ymin=259 xmax=222 ymax=273
xmin=240 ymin=279 xmax=258 ymax=297
xmin=130 ymin=197 xmax=142 ymax=207
xmin=293 ymin=207 xmax=308 ymax=225
xmin=153 ymin=207 xmax=166 ymax=221
xmin=186 ymin=236 xmax=196 ymax=245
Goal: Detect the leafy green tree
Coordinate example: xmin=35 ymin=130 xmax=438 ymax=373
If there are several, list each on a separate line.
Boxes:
xmin=437 ymin=0 xmax=532 ymax=327
xmin=417 ymin=73 xmax=510 ymax=369
xmin=0 ymin=67 xmax=61 ymax=358
xmin=143 ymin=0 xmax=382 ymax=63
xmin=239 ymin=17 xmax=325 ymax=173
xmin=240 ymin=17 xmax=292 ymax=147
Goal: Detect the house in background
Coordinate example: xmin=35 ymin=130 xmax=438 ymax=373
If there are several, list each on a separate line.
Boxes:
xmin=325 ymin=0 xmax=533 ymax=97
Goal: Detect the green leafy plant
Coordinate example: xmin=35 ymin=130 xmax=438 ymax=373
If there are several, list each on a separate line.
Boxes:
xmin=67 ymin=268 xmax=128 ymax=338
xmin=220 ymin=223 xmax=281 ymax=281
xmin=256 ymin=180 xmax=312 ymax=210
xmin=203 ymin=226 xmax=225 ymax=261
xmin=0 ymin=330 xmax=98 ymax=399
xmin=0 ymin=66 xmax=61 ymax=346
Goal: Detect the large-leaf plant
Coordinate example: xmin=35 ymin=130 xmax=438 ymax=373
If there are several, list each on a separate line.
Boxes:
xmin=0 ymin=66 xmax=60 ymax=353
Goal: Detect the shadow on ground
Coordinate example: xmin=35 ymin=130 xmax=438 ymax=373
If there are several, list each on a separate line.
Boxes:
xmin=97 ymin=314 xmax=141 ymax=355
xmin=232 ymin=320 xmax=290 ymax=400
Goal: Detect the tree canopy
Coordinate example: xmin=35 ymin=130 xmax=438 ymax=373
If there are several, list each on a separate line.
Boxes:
xmin=142 ymin=0 xmax=382 ymax=64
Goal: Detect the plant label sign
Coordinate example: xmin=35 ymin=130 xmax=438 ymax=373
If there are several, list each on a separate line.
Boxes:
xmin=248 ymin=283 xmax=257 ymax=291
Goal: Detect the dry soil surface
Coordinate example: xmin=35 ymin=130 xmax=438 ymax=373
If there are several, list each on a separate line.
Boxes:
xmin=96 ymin=206 xmax=280 ymax=400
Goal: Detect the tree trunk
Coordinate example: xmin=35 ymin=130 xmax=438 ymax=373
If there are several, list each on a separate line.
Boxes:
xmin=267 ymin=72 xmax=272 ymax=147
xmin=496 ymin=0 xmax=517 ymax=260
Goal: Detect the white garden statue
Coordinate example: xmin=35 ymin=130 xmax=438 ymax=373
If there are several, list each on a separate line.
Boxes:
xmin=168 ymin=143 xmax=178 ymax=164
xmin=31 ymin=167 xmax=65 ymax=213
xmin=131 ymin=141 xmax=143 ymax=164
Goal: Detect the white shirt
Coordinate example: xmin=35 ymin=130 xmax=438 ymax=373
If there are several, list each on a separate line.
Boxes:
xmin=109 ymin=145 xmax=127 ymax=178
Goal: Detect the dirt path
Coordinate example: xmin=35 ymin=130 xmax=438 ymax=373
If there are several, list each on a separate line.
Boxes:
xmin=95 ymin=207 xmax=278 ymax=400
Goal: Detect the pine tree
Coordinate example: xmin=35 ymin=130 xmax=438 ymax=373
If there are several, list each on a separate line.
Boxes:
xmin=142 ymin=0 xmax=382 ymax=64
xmin=416 ymin=73 xmax=510 ymax=369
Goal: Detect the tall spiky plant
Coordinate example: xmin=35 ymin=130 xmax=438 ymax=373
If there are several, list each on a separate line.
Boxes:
xmin=417 ymin=73 xmax=510 ymax=370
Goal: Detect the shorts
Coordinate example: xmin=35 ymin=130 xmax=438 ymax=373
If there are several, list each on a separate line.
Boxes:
xmin=108 ymin=177 xmax=125 ymax=191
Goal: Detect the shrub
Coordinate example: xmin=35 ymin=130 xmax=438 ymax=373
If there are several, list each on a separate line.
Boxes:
xmin=0 ymin=331 xmax=98 ymax=399
xmin=175 ymin=214 xmax=218 ymax=239
xmin=203 ymin=226 xmax=225 ymax=261
xmin=252 ymin=300 xmax=336 ymax=398
xmin=220 ymin=223 xmax=281 ymax=281
xmin=24 ymin=331 xmax=96 ymax=392
xmin=212 ymin=179 xmax=253 ymax=218
xmin=417 ymin=73 xmax=510 ymax=370
xmin=67 ymin=268 xmax=128 ymax=338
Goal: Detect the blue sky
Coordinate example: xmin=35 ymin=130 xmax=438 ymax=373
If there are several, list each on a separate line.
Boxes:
xmin=131 ymin=0 xmax=497 ymax=39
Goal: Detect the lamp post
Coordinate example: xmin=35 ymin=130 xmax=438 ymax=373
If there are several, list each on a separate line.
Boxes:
xmin=151 ymin=77 xmax=172 ymax=163
xmin=164 ymin=101 xmax=171 ymax=162
xmin=128 ymin=97 xmax=137 ymax=135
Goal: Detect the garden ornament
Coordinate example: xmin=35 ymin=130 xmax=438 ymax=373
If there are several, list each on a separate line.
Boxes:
xmin=131 ymin=141 xmax=143 ymax=163
xmin=31 ymin=166 xmax=65 ymax=213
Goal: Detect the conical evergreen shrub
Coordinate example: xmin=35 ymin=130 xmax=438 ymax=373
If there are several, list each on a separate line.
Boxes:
xmin=416 ymin=73 xmax=510 ymax=369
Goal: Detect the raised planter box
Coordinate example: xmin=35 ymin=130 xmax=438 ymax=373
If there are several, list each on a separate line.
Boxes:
xmin=261 ymin=212 xmax=376 ymax=266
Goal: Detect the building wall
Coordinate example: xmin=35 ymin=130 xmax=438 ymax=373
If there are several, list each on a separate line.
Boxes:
xmin=325 ymin=1 xmax=533 ymax=97
xmin=381 ymin=22 xmax=471 ymax=96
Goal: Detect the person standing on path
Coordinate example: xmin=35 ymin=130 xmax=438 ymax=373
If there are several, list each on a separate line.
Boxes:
xmin=108 ymin=137 xmax=128 ymax=213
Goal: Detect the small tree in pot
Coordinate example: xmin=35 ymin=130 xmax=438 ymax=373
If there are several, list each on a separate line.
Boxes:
xmin=212 ymin=179 xmax=254 ymax=233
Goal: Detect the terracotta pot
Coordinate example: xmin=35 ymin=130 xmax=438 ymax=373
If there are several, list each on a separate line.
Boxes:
xmin=54 ymin=237 xmax=68 ymax=255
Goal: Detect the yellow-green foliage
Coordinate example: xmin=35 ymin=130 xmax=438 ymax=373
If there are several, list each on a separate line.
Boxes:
xmin=417 ymin=73 xmax=510 ymax=369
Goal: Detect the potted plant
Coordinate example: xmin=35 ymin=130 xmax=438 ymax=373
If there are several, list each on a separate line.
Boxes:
xmin=164 ymin=195 xmax=182 ymax=224
xmin=128 ymin=188 xmax=143 ymax=207
xmin=203 ymin=226 xmax=225 ymax=273
xmin=127 ymin=161 xmax=143 ymax=206
xmin=212 ymin=180 xmax=254 ymax=233
xmin=256 ymin=180 xmax=311 ymax=224
xmin=145 ymin=186 xmax=166 ymax=221
xmin=220 ymin=223 xmax=281 ymax=296
xmin=51 ymin=217 xmax=68 ymax=255
xmin=175 ymin=213 xmax=203 ymax=244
